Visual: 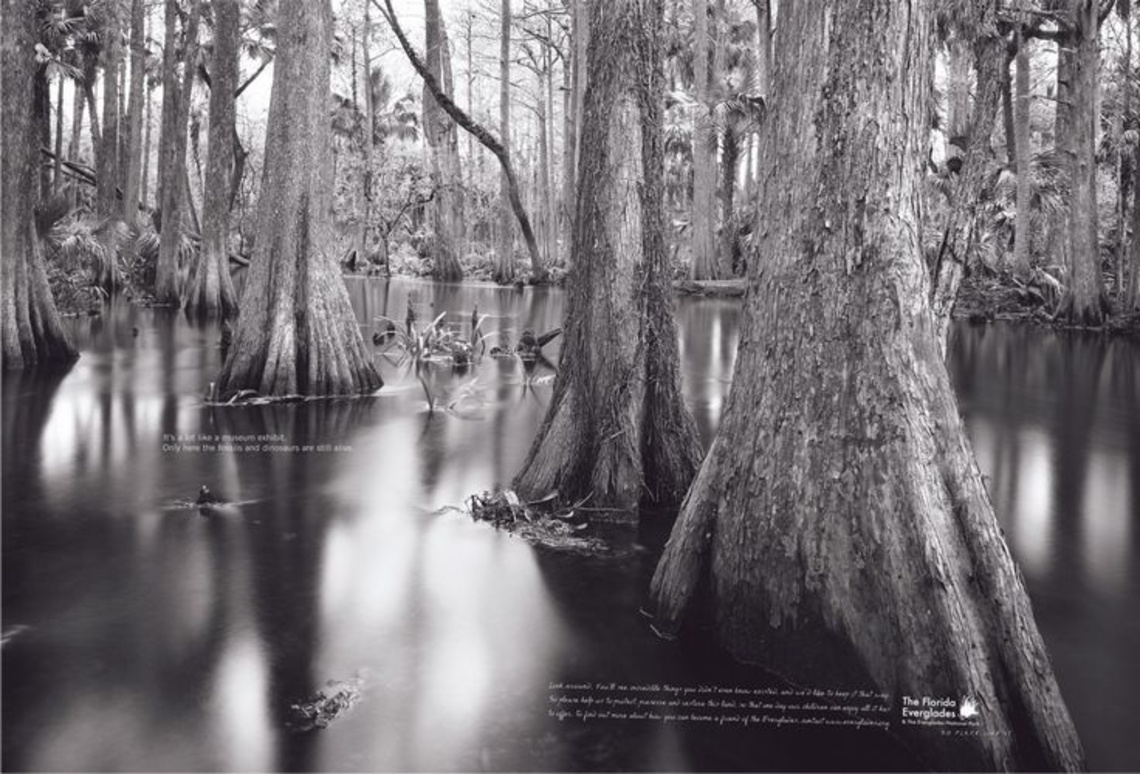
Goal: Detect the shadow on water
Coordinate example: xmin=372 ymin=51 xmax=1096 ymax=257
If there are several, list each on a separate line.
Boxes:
xmin=1 ymin=280 xmax=1138 ymax=771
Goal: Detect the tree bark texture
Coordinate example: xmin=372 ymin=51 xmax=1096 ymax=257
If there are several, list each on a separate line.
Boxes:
xmin=560 ymin=3 xmax=576 ymax=265
xmin=1056 ymin=0 xmax=1110 ymax=325
xmin=155 ymin=0 xmax=196 ymax=302
xmin=424 ymin=0 xmax=464 ymax=281
xmin=186 ymin=0 xmax=239 ymax=318
xmin=930 ymin=22 xmax=1003 ymax=354
xmin=649 ymin=2 xmax=1084 ymax=770
xmin=97 ymin=0 xmax=122 ymax=218
xmin=1 ymin=0 xmax=77 ymax=369
xmin=1013 ymin=29 xmax=1032 ymax=277
xmin=689 ymin=0 xmax=719 ymax=280
xmin=123 ymin=0 xmax=146 ymax=225
xmin=513 ymin=0 xmax=701 ymax=513
xmin=53 ymin=75 xmax=65 ymax=194
xmin=497 ymin=0 xmax=517 ymax=283
xmin=216 ymin=0 xmax=382 ymax=397
xmin=360 ymin=2 xmax=376 ymax=267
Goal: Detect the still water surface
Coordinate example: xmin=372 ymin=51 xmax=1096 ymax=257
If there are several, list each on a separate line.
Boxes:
xmin=2 ymin=278 xmax=1137 ymax=771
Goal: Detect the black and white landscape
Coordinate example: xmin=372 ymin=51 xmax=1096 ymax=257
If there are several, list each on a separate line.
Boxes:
xmin=2 ymin=0 xmax=1139 ymax=771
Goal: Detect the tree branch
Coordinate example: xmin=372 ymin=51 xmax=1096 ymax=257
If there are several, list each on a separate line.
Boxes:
xmin=373 ymin=0 xmax=547 ymax=280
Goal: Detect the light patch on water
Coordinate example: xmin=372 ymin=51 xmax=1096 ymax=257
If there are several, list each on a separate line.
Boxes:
xmin=210 ymin=634 xmax=273 ymax=771
xmin=1081 ymin=449 xmax=1132 ymax=598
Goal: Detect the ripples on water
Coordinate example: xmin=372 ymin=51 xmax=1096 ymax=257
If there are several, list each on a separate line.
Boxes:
xmin=2 ymin=279 xmax=1137 ymax=771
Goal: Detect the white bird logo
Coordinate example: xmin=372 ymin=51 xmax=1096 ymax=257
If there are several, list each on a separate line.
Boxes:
xmin=959 ymin=696 xmax=979 ymax=719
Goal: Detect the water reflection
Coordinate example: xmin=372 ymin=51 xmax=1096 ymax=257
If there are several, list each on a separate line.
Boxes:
xmin=950 ymin=324 xmax=1140 ymax=771
xmin=1 ymin=283 xmax=1137 ymax=771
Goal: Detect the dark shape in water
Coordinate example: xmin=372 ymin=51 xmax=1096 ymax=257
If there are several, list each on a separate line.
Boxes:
xmin=196 ymin=485 xmax=227 ymax=508
xmin=285 ymin=678 xmax=363 ymax=733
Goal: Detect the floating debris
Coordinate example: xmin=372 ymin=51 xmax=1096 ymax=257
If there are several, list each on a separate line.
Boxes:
xmin=285 ymin=676 xmax=365 ymax=733
xmin=466 ymin=489 xmax=610 ymax=555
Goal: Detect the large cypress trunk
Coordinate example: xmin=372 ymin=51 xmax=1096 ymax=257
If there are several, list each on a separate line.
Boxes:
xmin=649 ymin=2 xmax=1084 ymax=770
xmin=215 ymin=0 xmax=381 ymax=397
xmin=512 ymin=0 xmax=701 ymax=512
xmin=185 ymin=0 xmax=239 ymax=319
xmin=424 ymin=0 xmax=464 ymax=281
xmin=1056 ymin=0 xmax=1110 ymax=325
xmin=1 ymin=0 xmax=77 ymax=370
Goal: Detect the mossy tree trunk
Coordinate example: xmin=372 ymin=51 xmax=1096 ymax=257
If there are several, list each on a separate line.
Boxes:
xmin=1 ymin=0 xmax=77 ymax=370
xmin=424 ymin=0 xmax=464 ymax=281
xmin=215 ymin=0 xmax=382 ymax=397
xmin=185 ymin=0 xmax=238 ymax=319
xmin=649 ymin=1 xmax=1084 ymax=770
xmin=512 ymin=0 xmax=701 ymax=512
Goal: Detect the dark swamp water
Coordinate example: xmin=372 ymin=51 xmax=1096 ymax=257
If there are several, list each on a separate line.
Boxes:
xmin=3 ymin=277 xmax=1138 ymax=771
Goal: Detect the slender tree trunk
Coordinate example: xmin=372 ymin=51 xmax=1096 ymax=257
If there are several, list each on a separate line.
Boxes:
xmin=156 ymin=0 xmax=180 ymax=215
xmin=497 ymin=0 xmax=517 ymax=283
xmin=1118 ymin=6 xmax=1132 ymax=298
xmin=1013 ymin=29 xmax=1032 ymax=278
xmin=689 ymin=0 xmax=718 ymax=279
xmin=544 ymin=28 xmax=557 ymax=266
xmin=142 ymin=78 xmax=153 ymax=212
xmin=1001 ymin=49 xmax=1016 ymax=166
xmin=930 ymin=29 xmax=1004 ymax=352
xmin=53 ymin=75 xmax=65 ymax=194
xmin=186 ymin=0 xmax=239 ymax=318
xmin=561 ymin=1 xmax=576 ymax=265
xmin=464 ymin=9 xmax=476 ymax=251
xmin=1057 ymin=0 xmax=1110 ymax=325
xmin=361 ymin=2 xmax=376 ymax=265
xmin=537 ymin=64 xmax=553 ymax=266
xmin=946 ymin=37 xmax=971 ymax=171
xmin=513 ymin=0 xmax=701 ymax=512
xmin=1 ymin=0 xmax=77 ymax=369
xmin=650 ymin=1 xmax=1085 ymax=769
xmin=123 ymin=0 xmax=146 ymax=225
xmin=83 ymin=57 xmax=103 ymax=155
xmin=424 ymin=0 xmax=464 ymax=280
xmin=32 ymin=66 xmax=52 ymax=200
xmin=719 ymin=130 xmax=737 ymax=275
xmin=1129 ymin=82 xmax=1140 ymax=309
xmin=97 ymin=0 xmax=122 ymax=217
xmin=216 ymin=0 xmax=382 ymax=397
xmin=754 ymin=0 xmax=771 ymax=95
xmin=156 ymin=0 xmax=201 ymax=304
xmin=69 ymin=79 xmax=86 ymax=207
